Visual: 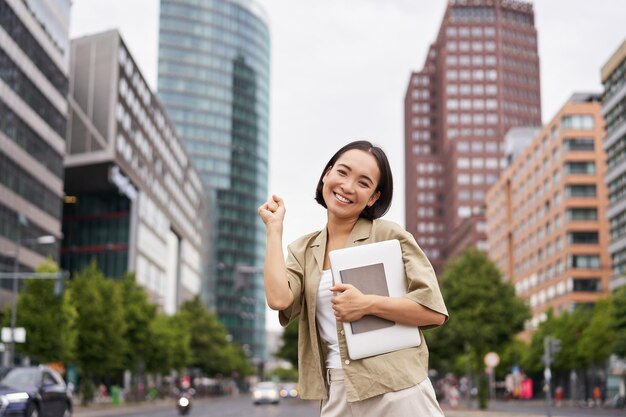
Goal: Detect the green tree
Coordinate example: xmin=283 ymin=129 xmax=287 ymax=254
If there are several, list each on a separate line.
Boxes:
xmin=146 ymin=313 xmax=191 ymax=373
xmin=521 ymin=307 xmax=592 ymax=373
xmin=495 ymin=337 xmax=528 ymax=380
xmin=612 ymin=285 xmax=626 ymax=357
xmin=70 ymin=261 xmax=127 ymax=380
xmin=178 ymin=297 xmax=252 ymax=376
xmin=612 ymin=285 xmax=626 ymax=404
xmin=276 ymin=320 xmax=298 ymax=368
xmin=120 ymin=273 xmax=156 ymax=373
xmin=578 ymin=299 xmax=614 ymax=368
xmin=428 ymin=248 xmax=529 ymax=409
xmin=13 ymin=259 xmax=77 ymax=364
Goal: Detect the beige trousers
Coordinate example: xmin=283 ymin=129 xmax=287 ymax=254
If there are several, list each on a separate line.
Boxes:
xmin=320 ymin=368 xmax=445 ymax=417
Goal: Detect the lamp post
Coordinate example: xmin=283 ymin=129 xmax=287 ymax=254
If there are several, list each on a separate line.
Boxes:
xmin=8 ymin=214 xmax=56 ymax=366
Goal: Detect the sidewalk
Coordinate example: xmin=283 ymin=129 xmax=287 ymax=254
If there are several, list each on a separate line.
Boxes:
xmin=74 ymin=398 xmax=179 ymax=417
xmin=443 ymin=408 xmax=544 ymax=417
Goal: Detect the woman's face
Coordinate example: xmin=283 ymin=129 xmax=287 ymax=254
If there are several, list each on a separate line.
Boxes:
xmin=322 ymin=149 xmax=381 ymax=220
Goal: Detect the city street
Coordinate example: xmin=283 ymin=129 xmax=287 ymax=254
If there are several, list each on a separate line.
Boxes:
xmin=74 ymin=395 xmax=626 ymax=417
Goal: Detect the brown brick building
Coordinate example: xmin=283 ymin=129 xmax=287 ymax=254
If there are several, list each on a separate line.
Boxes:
xmin=404 ymin=0 xmax=542 ymax=273
xmin=486 ymin=94 xmax=610 ymax=334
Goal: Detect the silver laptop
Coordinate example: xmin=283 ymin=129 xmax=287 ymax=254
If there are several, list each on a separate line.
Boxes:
xmin=329 ymin=239 xmax=421 ymax=360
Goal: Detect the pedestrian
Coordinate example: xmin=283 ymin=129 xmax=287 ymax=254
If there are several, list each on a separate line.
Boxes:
xmin=593 ymin=385 xmax=601 ymax=406
xmin=259 ymin=140 xmax=448 ymax=416
xmin=554 ymin=385 xmax=563 ymax=407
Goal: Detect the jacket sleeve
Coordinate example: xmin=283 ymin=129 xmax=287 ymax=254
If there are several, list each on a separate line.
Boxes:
xmin=396 ymin=226 xmax=449 ymax=329
xmin=278 ymin=243 xmax=304 ymax=326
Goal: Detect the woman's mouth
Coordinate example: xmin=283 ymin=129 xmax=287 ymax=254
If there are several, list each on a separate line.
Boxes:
xmin=334 ymin=193 xmax=352 ymax=204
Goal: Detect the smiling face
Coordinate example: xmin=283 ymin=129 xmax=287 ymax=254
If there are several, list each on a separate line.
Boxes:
xmin=321 ymin=149 xmax=381 ymax=221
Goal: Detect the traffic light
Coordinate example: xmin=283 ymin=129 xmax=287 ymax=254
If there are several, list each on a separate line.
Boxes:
xmin=550 ymin=338 xmax=561 ymax=355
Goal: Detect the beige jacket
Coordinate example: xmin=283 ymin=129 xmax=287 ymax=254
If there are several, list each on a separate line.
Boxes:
xmin=279 ymin=218 xmax=448 ymax=402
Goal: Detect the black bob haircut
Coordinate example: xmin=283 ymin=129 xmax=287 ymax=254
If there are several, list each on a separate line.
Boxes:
xmin=314 ymin=140 xmax=393 ymax=220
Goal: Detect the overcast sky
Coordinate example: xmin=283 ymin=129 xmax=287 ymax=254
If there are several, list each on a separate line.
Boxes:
xmin=70 ymin=0 xmax=626 ymax=330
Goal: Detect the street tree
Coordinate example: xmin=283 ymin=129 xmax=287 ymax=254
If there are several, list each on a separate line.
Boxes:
xmin=120 ymin=273 xmax=157 ymax=374
xmin=178 ymin=297 xmax=252 ymax=376
xmin=428 ymin=248 xmax=529 ymax=409
xmin=521 ymin=307 xmax=591 ymax=373
xmin=12 ymin=259 xmax=77 ymax=364
xmin=612 ymin=285 xmax=626 ymax=404
xmin=577 ymin=299 xmax=614 ymax=368
xmin=70 ymin=261 xmax=127 ymax=381
xmin=612 ymin=285 xmax=626 ymax=358
xmin=146 ymin=313 xmax=191 ymax=373
xmin=495 ymin=337 xmax=528 ymax=380
xmin=276 ymin=320 xmax=298 ymax=369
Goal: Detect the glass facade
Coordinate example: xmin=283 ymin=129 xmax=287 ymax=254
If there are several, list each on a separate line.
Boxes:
xmin=0 ymin=0 xmax=68 ymax=278
xmin=61 ymin=192 xmax=130 ymax=280
xmin=158 ymin=0 xmax=270 ymax=362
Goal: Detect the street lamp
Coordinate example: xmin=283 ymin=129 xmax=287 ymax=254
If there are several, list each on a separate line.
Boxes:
xmin=9 ymin=214 xmax=56 ymax=366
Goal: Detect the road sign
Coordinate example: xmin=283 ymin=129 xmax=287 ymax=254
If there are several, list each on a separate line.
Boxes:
xmin=1 ymin=327 xmax=26 ymax=343
xmin=544 ymin=368 xmax=552 ymax=381
xmin=484 ymin=351 xmax=500 ymax=368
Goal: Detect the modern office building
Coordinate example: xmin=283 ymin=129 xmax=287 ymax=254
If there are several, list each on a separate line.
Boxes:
xmin=601 ymin=40 xmax=626 ymax=290
xmin=63 ymin=30 xmax=207 ymax=314
xmin=158 ymin=0 xmax=270 ymax=362
xmin=404 ymin=0 xmax=542 ymax=273
xmin=486 ymin=94 xmax=610 ymax=334
xmin=0 ymin=0 xmax=70 ymax=301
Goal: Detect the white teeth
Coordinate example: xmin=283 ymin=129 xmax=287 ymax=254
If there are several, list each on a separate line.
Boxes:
xmin=335 ymin=193 xmax=351 ymax=203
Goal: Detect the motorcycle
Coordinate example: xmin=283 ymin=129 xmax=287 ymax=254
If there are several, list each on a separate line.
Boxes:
xmin=176 ymin=389 xmax=194 ymax=415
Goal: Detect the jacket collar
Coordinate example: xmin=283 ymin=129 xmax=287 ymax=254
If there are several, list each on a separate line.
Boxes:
xmin=310 ymin=217 xmax=373 ymax=271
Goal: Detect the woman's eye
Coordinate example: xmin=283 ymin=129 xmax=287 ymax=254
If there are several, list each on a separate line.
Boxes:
xmin=337 ymin=170 xmax=347 ymax=176
xmin=359 ymin=181 xmax=370 ymax=188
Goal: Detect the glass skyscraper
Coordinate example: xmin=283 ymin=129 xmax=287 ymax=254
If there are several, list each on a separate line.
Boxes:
xmin=158 ymin=0 xmax=270 ymax=364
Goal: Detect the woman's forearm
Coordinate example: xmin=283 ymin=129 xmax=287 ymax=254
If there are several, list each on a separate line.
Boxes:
xmin=367 ymin=296 xmax=446 ymax=327
xmin=264 ymin=226 xmax=294 ymax=311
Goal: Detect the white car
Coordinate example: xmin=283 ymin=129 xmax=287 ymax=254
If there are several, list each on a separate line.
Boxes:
xmin=252 ymin=381 xmax=280 ymax=405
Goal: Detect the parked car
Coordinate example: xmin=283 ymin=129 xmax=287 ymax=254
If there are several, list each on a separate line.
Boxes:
xmin=252 ymin=381 xmax=280 ymax=405
xmin=279 ymin=382 xmax=299 ymax=399
xmin=0 ymin=366 xmax=72 ymax=417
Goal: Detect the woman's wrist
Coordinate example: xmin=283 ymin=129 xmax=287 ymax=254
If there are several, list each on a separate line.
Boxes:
xmin=266 ymin=223 xmax=283 ymax=236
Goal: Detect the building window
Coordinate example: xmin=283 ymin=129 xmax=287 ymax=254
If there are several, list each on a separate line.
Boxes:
xmin=568 ymin=254 xmax=600 ymax=268
xmin=561 ymin=115 xmax=595 ymax=130
xmin=564 ymin=161 xmax=596 ymax=174
xmin=563 ymin=138 xmax=595 ymax=151
xmin=572 ymin=278 xmax=601 ymax=292
xmin=567 ymin=208 xmax=598 ymax=221
xmin=567 ymin=231 xmax=599 ymax=244
xmin=565 ymin=185 xmax=596 ymax=198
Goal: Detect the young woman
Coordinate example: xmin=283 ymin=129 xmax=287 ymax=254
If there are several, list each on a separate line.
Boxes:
xmin=258 ymin=141 xmax=448 ymax=416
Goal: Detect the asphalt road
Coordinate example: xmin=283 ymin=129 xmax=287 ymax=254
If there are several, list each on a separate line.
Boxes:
xmin=74 ymin=395 xmax=626 ymax=417
xmin=75 ymin=396 xmax=320 ymax=417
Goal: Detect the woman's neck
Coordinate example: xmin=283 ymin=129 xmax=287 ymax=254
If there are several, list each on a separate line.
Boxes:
xmin=326 ymin=214 xmax=359 ymax=240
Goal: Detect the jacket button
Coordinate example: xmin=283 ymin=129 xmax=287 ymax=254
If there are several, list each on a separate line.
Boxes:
xmin=344 ymin=359 xmax=350 ymax=365
xmin=340 ymin=330 xmax=345 ymax=335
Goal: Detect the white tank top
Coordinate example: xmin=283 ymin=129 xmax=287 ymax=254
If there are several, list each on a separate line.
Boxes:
xmin=316 ymin=270 xmax=342 ymax=369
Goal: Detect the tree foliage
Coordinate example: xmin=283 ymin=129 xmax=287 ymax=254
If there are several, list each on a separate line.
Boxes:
xmin=120 ymin=273 xmax=156 ymax=372
xmin=178 ymin=297 xmax=253 ymax=377
xmin=276 ymin=320 xmax=298 ymax=369
xmin=70 ymin=261 xmax=127 ymax=378
xmin=428 ymin=248 xmax=530 ymax=408
xmin=577 ymin=299 xmax=614 ymax=367
xmin=14 ymin=259 xmax=77 ymax=364
xmin=146 ymin=313 xmax=191 ymax=373
xmin=612 ymin=285 xmax=626 ymax=358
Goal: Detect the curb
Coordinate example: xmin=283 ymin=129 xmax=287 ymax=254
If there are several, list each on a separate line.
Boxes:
xmin=74 ymin=399 xmax=178 ymax=417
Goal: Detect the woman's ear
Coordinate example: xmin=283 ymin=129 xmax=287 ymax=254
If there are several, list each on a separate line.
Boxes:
xmin=367 ymin=191 xmax=381 ymax=208
xmin=322 ymin=165 xmax=333 ymax=181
